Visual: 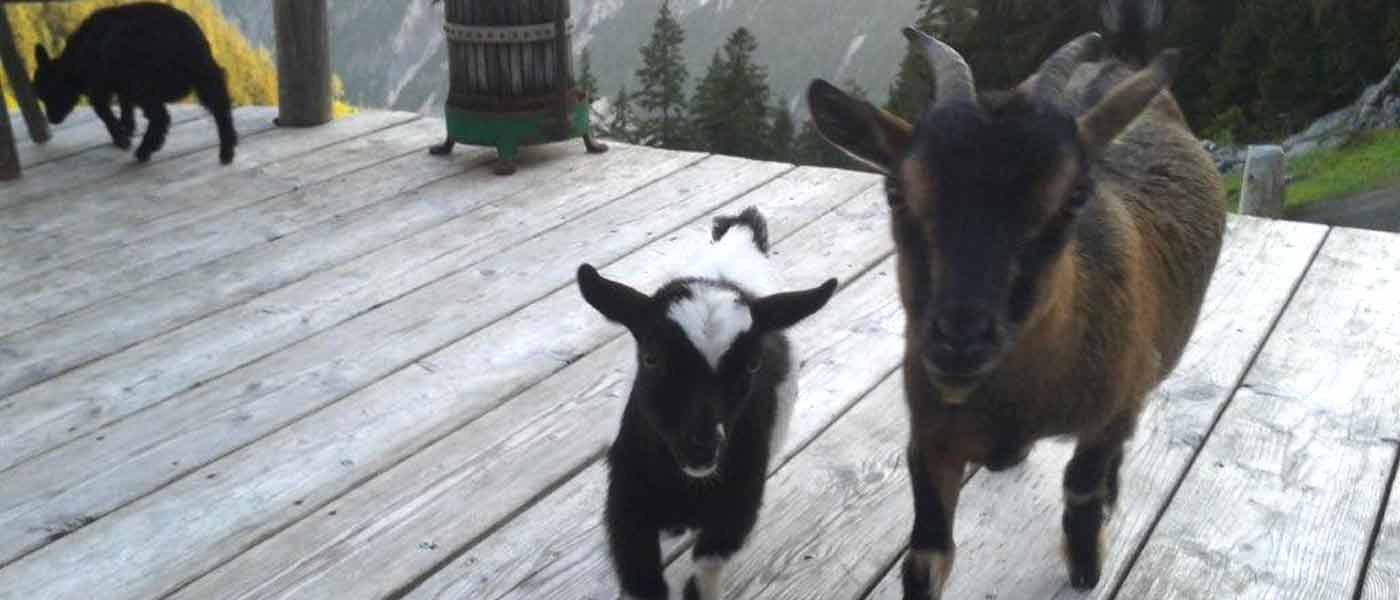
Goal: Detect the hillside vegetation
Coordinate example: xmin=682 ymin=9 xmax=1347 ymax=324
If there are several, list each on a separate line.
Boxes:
xmin=3 ymin=0 xmax=350 ymax=116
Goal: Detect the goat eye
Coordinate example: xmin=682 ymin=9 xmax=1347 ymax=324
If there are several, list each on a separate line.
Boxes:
xmin=746 ymin=358 xmax=762 ymax=374
xmin=641 ymin=353 xmax=660 ymax=369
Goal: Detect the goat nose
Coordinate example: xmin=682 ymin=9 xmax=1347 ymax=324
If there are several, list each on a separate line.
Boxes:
xmin=934 ymin=308 xmax=994 ymax=343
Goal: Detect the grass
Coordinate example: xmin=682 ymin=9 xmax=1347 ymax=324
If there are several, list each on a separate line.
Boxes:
xmin=1225 ymin=128 xmax=1400 ymax=211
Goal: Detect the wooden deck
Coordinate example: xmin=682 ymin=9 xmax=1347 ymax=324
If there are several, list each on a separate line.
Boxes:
xmin=1 ymin=107 xmax=1397 ymax=600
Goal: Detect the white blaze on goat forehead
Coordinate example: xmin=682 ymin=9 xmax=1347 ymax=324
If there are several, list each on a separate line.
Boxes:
xmin=667 ymin=285 xmax=752 ymax=371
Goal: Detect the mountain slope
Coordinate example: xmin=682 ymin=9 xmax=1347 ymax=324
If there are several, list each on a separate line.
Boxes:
xmin=211 ymin=0 xmax=918 ymax=117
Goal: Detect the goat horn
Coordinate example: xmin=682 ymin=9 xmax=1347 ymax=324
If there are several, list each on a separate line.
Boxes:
xmin=902 ymin=26 xmax=976 ymax=107
xmin=1023 ymin=32 xmax=1105 ymax=104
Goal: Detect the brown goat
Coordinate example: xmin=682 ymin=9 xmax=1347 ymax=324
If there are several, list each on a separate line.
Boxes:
xmin=806 ymin=0 xmax=1226 ymax=597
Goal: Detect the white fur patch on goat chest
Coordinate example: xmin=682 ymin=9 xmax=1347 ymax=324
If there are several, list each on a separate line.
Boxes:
xmin=666 ymin=286 xmax=753 ymax=371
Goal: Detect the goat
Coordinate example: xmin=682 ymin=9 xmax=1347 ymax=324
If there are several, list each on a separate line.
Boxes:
xmin=32 ymin=2 xmax=238 ymax=164
xmin=577 ymin=207 xmax=838 ymax=600
xmin=806 ymin=0 xmax=1225 ymax=597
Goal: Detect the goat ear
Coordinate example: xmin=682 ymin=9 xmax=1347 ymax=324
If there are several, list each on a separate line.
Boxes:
xmin=34 ymin=44 xmax=50 ymax=67
xmin=751 ymin=278 xmax=838 ymax=332
xmin=1077 ymin=49 xmax=1182 ymax=155
xmin=577 ymin=263 xmax=648 ymax=328
xmin=807 ymin=79 xmax=912 ymax=173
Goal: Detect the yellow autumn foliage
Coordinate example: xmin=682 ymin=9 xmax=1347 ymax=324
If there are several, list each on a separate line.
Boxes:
xmin=2 ymin=0 xmax=353 ymax=115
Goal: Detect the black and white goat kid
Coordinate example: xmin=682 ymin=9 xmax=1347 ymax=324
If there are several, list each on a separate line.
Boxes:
xmin=577 ymin=208 xmax=837 ymax=600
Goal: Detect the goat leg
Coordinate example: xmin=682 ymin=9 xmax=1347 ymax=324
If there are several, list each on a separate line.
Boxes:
xmin=134 ymin=102 xmax=170 ymax=163
xmin=902 ymin=442 xmax=964 ymax=600
xmin=90 ymin=92 xmax=129 ymax=149
xmin=117 ymin=96 xmax=135 ymax=137
xmin=605 ymin=498 xmax=667 ymax=600
xmin=1061 ymin=417 xmax=1132 ymax=590
xmin=685 ymin=497 xmax=760 ymax=600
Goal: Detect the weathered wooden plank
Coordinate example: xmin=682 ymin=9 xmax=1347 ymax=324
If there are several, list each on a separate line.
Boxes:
xmin=175 ymin=179 xmax=892 ymax=600
xmin=857 ymin=218 xmax=1331 ymax=600
xmin=0 ymin=149 xmax=743 ymax=569
xmin=0 ymin=109 xmax=411 ymax=281
xmin=0 ymin=118 xmax=457 ymax=338
xmin=273 ymin=0 xmax=332 ymax=126
xmin=0 ymin=106 xmax=279 ymax=209
xmin=0 ymin=144 xmax=693 ymax=472
xmin=15 ymin=104 xmax=204 ymax=167
xmin=0 ymin=153 xmax=797 ymax=598
xmin=406 ymin=250 xmax=902 ymax=600
xmin=1115 ymin=227 xmax=1400 ymax=600
xmin=9 ymin=106 xmax=98 ymax=140
xmin=1361 ymin=466 xmax=1400 ymax=600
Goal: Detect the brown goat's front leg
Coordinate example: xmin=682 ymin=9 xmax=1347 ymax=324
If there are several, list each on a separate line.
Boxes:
xmin=902 ymin=442 xmax=965 ymax=600
xmin=1061 ymin=424 xmax=1130 ymax=590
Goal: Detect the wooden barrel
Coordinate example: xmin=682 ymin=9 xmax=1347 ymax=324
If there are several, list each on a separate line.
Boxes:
xmin=441 ymin=0 xmax=575 ymax=113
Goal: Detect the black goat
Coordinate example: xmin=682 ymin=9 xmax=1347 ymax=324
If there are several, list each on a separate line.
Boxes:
xmin=32 ymin=2 xmax=237 ymax=164
xmin=577 ymin=208 xmax=837 ymax=600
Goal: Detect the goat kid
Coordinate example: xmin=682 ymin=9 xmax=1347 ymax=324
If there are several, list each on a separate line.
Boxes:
xmin=807 ymin=0 xmax=1226 ymax=597
xmin=577 ymin=208 xmax=837 ymax=600
xmin=33 ymin=2 xmax=238 ymax=164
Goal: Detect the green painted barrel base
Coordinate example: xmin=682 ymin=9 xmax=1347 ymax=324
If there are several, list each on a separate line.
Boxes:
xmin=444 ymin=102 xmax=592 ymax=172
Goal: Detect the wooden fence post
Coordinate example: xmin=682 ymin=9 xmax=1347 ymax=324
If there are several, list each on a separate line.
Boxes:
xmin=1239 ymin=144 xmax=1285 ymax=218
xmin=0 ymin=4 xmax=50 ymax=145
xmin=273 ymin=0 xmax=332 ymax=127
xmin=1 ymin=96 xmax=18 ymax=180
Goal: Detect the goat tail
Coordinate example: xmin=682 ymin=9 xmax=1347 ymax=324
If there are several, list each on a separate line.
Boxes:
xmin=1101 ymin=0 xmax=1165 ymax=65
xmin=712 ymin=206 xmax=769 ymax=255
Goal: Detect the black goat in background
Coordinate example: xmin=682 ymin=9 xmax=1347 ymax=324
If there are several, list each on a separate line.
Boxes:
xmin=33 ymin=2 xmax=238 ymax=164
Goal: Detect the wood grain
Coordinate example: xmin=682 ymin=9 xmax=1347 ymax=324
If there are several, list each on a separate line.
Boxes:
xmin=0 ymin=118 xmax=454 ymax=338
xmin=16 ymin=104 xmax=204 ymax=168
xmin=1115 ymin=227 xmax=1400 ymax=600
xmin=0 ymin=109 xmax=412 ymax=284
xmin=0 ymin=143 xmax=693 ymax=473
xmin=0 ymin=106 xmax=279 ymax=210
xmin=181 ymin=183 xmax=893 ymax=600
xmin=0 ymin=154 xmax=797 ymax=599
xmin=1361 ymin=462 xmax=1400 ymax=600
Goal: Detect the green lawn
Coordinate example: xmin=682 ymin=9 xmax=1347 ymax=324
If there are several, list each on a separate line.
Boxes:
xmin=1225 ymin=128 xmax=1400 ymax=211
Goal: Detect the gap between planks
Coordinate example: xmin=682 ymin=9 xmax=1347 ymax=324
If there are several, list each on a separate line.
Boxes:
xmin=0 ymin=117 xmax=464 ymax=339
xmin=0 ymin=142 xmax=693 ymax=475
xmin=173 ymin=187 xmax=896 ymax=600
xmin=0 ymin=147 xmax=743 ymax=580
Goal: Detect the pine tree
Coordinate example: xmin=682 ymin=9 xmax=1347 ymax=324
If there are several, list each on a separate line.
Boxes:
xmin=884 ymin=0 xmax=942 ymax=121
xmin=690 ymin=27 xmax=772 ymax=159
xmin=611 ymin=85 xmax=637 ymax=144
xmin=770 ymin=104 xmax=795 ymax=162
xmin=578 ymin=47 xmax=599 ymax=102
xmin=634 ymin=1 xmax=689 ymax=148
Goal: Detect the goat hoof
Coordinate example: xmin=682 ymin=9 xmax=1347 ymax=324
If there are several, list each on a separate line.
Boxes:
xmin=113 ymin=136 xmax=131 ymax=150
xmin=135 ymin=150 xmax=153 ymax=163
xmin=1069 ymin=568 xmax=1100 ymax=590
xmin=220 ymin=148 xmax=235 ymax=165
xmin=683 ymin=576 xmax=701 ymax=600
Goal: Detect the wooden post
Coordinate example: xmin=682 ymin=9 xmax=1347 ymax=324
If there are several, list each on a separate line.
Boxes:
xmin=0 ymin=4 xmax=49 ymax=144
xmin=1239 ymin=145 xmax=1285 ymax=218
xmin=1 ymin=90 xmax=18 ymax=180
xmin=273 ymin=0 xmax=332 ymax=127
